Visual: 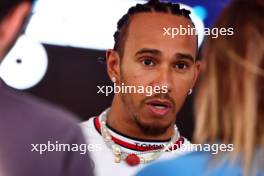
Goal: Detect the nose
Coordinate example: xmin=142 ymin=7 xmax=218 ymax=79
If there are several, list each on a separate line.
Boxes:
xmin=152 ymin=65 xmax=172 ymax=93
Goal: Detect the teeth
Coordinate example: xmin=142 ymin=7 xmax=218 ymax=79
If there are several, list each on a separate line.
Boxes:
xmin=154 ymin=105 xmax=166 ymax=109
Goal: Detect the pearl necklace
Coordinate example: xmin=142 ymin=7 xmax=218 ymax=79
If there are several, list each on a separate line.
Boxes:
xmin=99 ymin=109 xmax=180 ymax=166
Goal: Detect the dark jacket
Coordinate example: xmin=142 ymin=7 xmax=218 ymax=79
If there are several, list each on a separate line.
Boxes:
xmin=0 ymin=79 xmax=94 ymax=176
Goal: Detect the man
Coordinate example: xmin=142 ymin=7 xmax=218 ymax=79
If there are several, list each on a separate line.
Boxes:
xmin=82 ymin=0 xmax=200 ymax=175
xmin=0 ymin=0 xmax=93 ymax=176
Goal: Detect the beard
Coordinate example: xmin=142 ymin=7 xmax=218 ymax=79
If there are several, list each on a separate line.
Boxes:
xmin=119 ymin=74 xmax=176 ymax=136
xmin=134 ymin=115 xmax=172 ymax=136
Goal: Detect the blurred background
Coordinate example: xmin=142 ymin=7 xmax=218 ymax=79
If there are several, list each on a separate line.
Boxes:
xmin=0 ymin=0 xmax=231 ymax=140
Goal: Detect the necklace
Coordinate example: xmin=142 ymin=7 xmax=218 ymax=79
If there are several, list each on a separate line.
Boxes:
xmin=99 ymin=109 xmax=181 ymax=166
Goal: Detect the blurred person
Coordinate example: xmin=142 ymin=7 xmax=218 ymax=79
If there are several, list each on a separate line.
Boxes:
xmin=81 ymin=0 xmax=200 ymax=175
xmin=136 ymin=0 xmax=264 ymax=176
xmin=0 ymin=0 xmax=94 ymax=176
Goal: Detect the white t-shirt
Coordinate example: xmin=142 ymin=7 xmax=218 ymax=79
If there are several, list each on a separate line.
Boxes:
xmin=81 ymin=109 xmax=191 ymax=176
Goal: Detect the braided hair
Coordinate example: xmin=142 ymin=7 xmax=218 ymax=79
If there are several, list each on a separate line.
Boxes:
xmin=113 ymin=0 xmax=194 ymax=58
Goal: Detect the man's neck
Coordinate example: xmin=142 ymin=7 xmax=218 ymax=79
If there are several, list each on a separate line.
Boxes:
xmin=106 ymin=95 xmax=175 ymax=141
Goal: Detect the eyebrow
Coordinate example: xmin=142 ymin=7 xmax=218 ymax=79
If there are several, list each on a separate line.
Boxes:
xmin=175 ymin=53 xmax=195 ymax=63
xmin=135 ymin=48 xmax=195 ymax=62
xmin=135 ymin=48 xmax=162 ymax=56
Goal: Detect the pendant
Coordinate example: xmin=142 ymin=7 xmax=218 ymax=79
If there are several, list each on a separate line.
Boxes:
xmin=125 ymin=154 xmax=140 ymax=166
xmin=114 ymin=154 xmax=121 ymax=163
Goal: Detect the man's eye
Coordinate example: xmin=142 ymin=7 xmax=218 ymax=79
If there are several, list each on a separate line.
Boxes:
xmin=141 ymin=59 xmax=155 ymax=66
xmin=175 ymin=63 xmax=188 ymax=69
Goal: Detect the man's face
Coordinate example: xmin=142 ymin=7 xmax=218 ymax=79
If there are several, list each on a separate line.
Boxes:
xmin=118 ymin=13 xmax=199 ymax=136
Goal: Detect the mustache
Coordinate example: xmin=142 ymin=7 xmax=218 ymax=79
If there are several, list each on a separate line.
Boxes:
xmin=142 ymin=93 xmax=175 ymax=108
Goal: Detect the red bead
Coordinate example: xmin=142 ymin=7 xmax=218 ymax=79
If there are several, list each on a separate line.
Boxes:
xmin=125 ymin=154 xmax=140 ymax=166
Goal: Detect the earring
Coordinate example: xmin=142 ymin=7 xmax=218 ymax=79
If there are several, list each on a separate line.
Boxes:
xmin=188 ymin=89 xmax=192 ymax=95
xmin=111 ymin=77 xmax=116 ymax=83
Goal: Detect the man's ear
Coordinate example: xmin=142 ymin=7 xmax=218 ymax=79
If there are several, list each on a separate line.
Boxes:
xmin=0 ymin=1 xmax=31 ymax=59
xmin=191 ymin=60 xmax=201 ymax=88
xmin=106 ymin=49 xmax=121 ymax=84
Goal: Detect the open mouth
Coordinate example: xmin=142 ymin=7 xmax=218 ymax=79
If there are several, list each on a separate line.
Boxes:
xmin=146 ymin=99 xmax=172 ymax=116
xmin=148 ymin=102 xmax=170 ymax=109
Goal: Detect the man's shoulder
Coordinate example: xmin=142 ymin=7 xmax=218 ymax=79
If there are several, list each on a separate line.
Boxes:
xmin=81 ymin=116 xmax=96 ymax=127
xmin=0 ymin=83 xmax=94 ymax=176
xmin=0 ymin=85 xmax=80 ymax=130
xmin=182 ymin=137 xmax=191 ymax=145
xmin=81 ymin=117 xmax=98 ymax=135
xmin=81 ymin=116 xmax=104 ymax=145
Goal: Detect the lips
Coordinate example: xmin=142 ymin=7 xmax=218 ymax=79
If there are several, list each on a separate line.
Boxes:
xmin=145 ymin=99 xmax=173 ymax=116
